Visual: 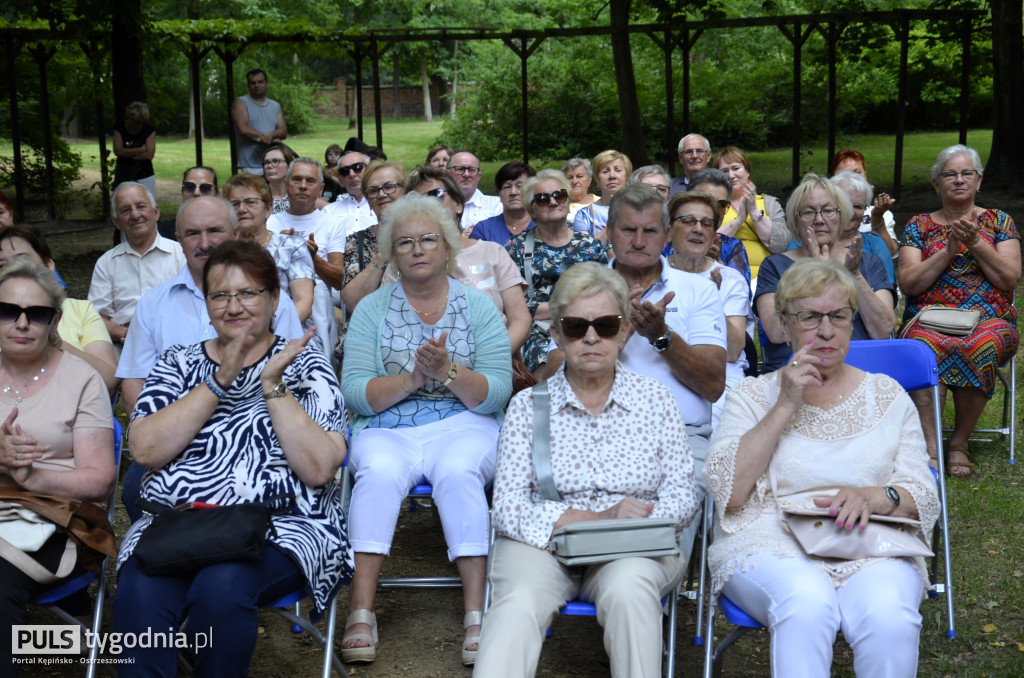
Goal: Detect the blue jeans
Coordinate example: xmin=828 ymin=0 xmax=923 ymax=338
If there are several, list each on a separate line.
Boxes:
xmin=120 ymin=461 xmax=146 ymax=523
xmin=112 ymin=545 xmax=304 ymax=677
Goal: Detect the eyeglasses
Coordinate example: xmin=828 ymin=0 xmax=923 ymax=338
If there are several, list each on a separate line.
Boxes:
xmin=681 ymin=149 xmax=709 ymax=157
xmin=207 ymin=288 xmax=267 ymax=309
xmin=796 ymin=207 xmax=840 ymax=223
xmin=672 ymin=214 xmax=716 ymax=229
xmin=338 ymin=162 xmax=366 ymax=177
xmin=559 ymin=315 xmax=623 ymax=340
xmin=786 ymin=307 xmax=855 ymax=330
xmin=365 ymin=182 xmax=401 ymax=200
xmin=450 ymin=166 xmax=481 ymax=176
xmin=937 ymin=170 xmax=979 ymax=182
xmin=229 ymin=198 xmax=265 ymax=210
xmin=424 ymin=187 xmax=447 ymax=201
xmin=0 ymin=302 xmax=58 ymax=326
xmin=393 ymin=233 xmax=443 ymax=254
xmin=648 ymin=184 xmax=671 ymax=196
xmin=532 ymin=189 xmax=569 ymax=206
xmin=262 ymin=158 xmax=285 ymax=167
xmin=182 ymin=182 xmax=216 ymax=196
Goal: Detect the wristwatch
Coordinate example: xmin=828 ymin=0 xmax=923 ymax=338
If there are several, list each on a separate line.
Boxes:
xmin=263 ymin=383 xmax=288 ymax=400
xmin=652 ymin=329 xmax=673 ymax=353
xmin=884 ymin=486 xmax=900 ymax=507
xmin=442 ymin=363 xmax=458 ymax=387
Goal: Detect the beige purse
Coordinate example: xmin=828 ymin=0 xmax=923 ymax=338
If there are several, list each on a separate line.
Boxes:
xmin=902 ymin=305 xmax=980 ymax=337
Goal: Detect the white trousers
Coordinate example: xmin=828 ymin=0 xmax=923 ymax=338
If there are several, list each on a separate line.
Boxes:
xmin=722 ymin=554 xmax=925 ymax=678
xmin=474 ymin=536 xmax=684 ymax=678
xmin=348 ymin=410 xmax=498 ymax=560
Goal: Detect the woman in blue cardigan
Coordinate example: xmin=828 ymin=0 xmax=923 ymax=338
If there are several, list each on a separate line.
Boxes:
xmin=340 ymin=193 xmax=512 ymax=667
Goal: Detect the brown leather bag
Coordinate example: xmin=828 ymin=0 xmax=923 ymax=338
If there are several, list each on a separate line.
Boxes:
xmin=511 ymin=357 xmax=538 ymax=396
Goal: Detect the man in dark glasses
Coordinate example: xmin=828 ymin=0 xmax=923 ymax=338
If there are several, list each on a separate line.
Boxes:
xmin=88 ymin=182 xmax=185 ymax=350
xmin=322 ymin=151 xmax=376 ymax=242
xmin=232 ymin=68 xmax=288 ymax=174
xmin=447 ymin=151 xmax=502 ymax=232
xmin=670 ymin=133 xmax=712 ymax=197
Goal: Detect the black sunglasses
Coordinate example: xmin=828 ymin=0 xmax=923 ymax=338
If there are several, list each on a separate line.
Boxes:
xmin=338 ymin=162 xmax=366 ymax=177
xmin=532 ymin=189 xmax=569 ymax=206
xmin=425 ymin=187 xmax=447 ymax=200
xmin=559 ymin=315 xmax=622 ymax=340
xmin=0 ymin=302 xmax=58 ymax=326
xmin=182 ymin=181 xmax=215 ymax=196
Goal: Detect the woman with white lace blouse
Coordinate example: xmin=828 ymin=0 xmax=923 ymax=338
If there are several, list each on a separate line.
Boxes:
xmin=704 ymin=258 xmax=940 ymax=677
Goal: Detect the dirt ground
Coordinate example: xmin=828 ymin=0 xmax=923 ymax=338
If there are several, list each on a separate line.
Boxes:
xmin=18 ymin=185 xmax=1024 ymax=677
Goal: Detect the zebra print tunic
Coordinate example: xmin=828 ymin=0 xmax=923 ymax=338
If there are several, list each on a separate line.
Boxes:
xmin=117 ymin=338 xmax=354 ymax=612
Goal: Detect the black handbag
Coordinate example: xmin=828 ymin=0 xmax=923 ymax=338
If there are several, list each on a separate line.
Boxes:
xmin=133 ymin=496 xmax=290 ymax=576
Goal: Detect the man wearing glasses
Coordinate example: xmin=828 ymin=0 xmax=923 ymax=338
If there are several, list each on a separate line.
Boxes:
xmin=323 ymin=151 xmax=376 ymax=241
xmin=670 ymin=133 xmax=713 ymax=197
xmin=232 ymin=69 xmax=288 ymax=175
xmin=447 ymin=151 xmax=502 ymax=232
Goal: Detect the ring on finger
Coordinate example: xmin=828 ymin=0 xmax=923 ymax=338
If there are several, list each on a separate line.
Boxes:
xmin=791 ymin=360 xmax=799 ymax=367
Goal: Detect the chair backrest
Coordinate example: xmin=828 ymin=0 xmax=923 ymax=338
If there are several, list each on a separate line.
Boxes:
xmin=844 ymin=339 xmax=939 ymax=392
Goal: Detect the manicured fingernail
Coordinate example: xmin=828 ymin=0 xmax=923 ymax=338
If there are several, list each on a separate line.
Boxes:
xmin=836 ymin=519 xmax=843 ymax=526
xmin=829 ymin=509 xmax=835 ymax=516
xmin=859 ymin=524 xmax=866 ymax=531
xmin=845 ymin=522 xmax=853 ymax=529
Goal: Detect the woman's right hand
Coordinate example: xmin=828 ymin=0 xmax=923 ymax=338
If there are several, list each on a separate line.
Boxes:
xmin=0 ymin=409 xmax=44 ymax=481
xmin=598 ymin=497 xmax=654 ymax=520
xmin=215 ymin=331 xmax=257 ymax=388
xmin=778 ymin=341 xmax=823 ymax=410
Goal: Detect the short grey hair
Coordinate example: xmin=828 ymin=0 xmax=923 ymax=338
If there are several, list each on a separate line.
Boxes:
xmin=377 ymin=192 xmax=462 ymax=274
xmin=690 ymin=168 xmax=732 ymax=196
xmin=340 ymin=151 xmax=371 ymax=166
xmin=831 ymin=170 xmax=873 ymax=207
xmin=677 ymin=133 xmax=711 ymax=154
xmin=523 ymin=169 xmax=571 ymax=209
xmin=0 ymin=257 xmax=66 ymax=311
xmin=561 ymin=157 xmax=593 ymax=178
xmin=785 ymin=173 xmax=853 ymax=245
xmin=548 ymin=261 xmax=630 ymax=328
xmin=629 ymin=165 xmax=672 ymax=186
xmin=931 ymin=144 xmax=983 ymax=181
xmin=111 ymin=181 xmax=157 ymax=217
xmin=607 ymin=183 xmax=670 ymax=232
xmin=176 ymin=196 xmax=238 ymax=235
xmin=286 ymin=158 xmax=324 ymax=183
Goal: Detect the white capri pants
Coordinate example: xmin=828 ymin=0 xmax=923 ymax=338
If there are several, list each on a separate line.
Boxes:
xmin=474 ymin=536 xmax=684 ymax=678
xmin=348 ymin=410 xmax=498 ymax=560
xmin=721 ymin=553 xmax=925 ymax=678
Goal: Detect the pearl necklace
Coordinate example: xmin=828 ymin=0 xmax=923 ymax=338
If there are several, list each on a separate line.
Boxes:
xmin=3 ymin=364 xmax=47 ymax=406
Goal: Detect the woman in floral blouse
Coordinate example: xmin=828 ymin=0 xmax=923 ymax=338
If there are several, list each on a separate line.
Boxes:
xmin=476 ymin=262 xmax=698 ymax=678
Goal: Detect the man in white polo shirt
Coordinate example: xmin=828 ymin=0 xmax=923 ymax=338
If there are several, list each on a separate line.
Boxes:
xmin=322 ymin=150 xmax=376 ymax=240
xmin=447 ymin=151 xmax=502 ymax=232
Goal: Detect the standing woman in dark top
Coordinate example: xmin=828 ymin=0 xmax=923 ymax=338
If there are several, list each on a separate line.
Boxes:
xmin=112 ymin=102 xmax=157 ymax=198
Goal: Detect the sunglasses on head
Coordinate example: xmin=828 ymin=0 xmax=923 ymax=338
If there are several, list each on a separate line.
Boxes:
xmin=182 ymin=181 xmax=215 ymax=196
xmin=338 ymin=162 xmax=366 ymax=177
xmin=0 ymin=302 xmax=58 ymax=326
xmin=532 ymin=189 xmax=569 ymax=206
xmin=559 ymin=315 xmax=622 ymax=340
xmin=424 ymin=187 xmax=447 ymax=201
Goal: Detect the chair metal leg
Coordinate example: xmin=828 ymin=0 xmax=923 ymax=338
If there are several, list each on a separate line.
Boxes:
xmin=710 ymin=627 xmax=753 ymax=678
xmin=664 ymin=587 xmax=678 ymax=678
xmin=692 ymin=497 xmax=712 ymax=646
xmin=933 ymin=386 xmax=957 ymax=639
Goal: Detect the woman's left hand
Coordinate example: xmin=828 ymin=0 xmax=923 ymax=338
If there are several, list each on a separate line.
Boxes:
xmin=949 ymin=216 xmax=981 ymax=248
xmin=742 ymin=181 xmax=758 ymax=214
xmin=813 ymin=486 xmax=879 ymax=530
xmin=839 ymin=234 xmax=863 ymax=273
xmin=261 ymin=327 xmax=315 ymax=389
xmin=415 ymin=331 xmax=453 ymax=382
xmin=0 ymin=409 xmax=43 ymax=485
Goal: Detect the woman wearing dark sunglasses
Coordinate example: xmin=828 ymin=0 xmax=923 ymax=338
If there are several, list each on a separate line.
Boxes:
xmin=476 ymin=261 xmax=698 ymax=677
xmin=0 ymin=258 xmax=117 ymax=666
xmin=506 ymin=169 xmax=609 ymax=376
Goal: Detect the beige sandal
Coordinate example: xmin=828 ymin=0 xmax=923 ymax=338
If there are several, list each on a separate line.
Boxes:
xmin=947 ymin=444 xmax=975 ymax=478
xmin=462 ymin=610 xmax=482 ymax=666
xmin=341 ymin=609 xmax=378 ymax=664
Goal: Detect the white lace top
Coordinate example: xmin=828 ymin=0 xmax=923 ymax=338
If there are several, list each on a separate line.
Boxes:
xmin=703 ymin=371 xmax=940 ymax=599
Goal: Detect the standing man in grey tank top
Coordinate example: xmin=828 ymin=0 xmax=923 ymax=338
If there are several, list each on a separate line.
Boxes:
xmin=232 ymin=69 xmax=288 ymax=174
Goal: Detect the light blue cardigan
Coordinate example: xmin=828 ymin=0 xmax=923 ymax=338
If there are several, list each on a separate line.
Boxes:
xmin=341 ymin=279 xmax=513 ymax=437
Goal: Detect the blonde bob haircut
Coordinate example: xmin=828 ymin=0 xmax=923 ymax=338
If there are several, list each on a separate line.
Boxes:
xmin=592 ymin=150 xmax=633 ymax=179
xmin=548 ymin=261 xmax=631 ymax=328
xmin=361 ymin=159 xmax=407 ymax=195
xmin=785 ymin=173 xmax=853 ymax=246
xmin=0 ymin=257 xmax=67 ymax=325
xmin=774 ymin=258 xmax=858 ymax=317
xmin=522 ymin=169 xmax=571 ymax=210
xmin=377 ymin=192 xmax=462 ymax=274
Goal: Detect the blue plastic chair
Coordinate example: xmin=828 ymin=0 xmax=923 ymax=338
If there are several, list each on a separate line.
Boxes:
xmin=701 ymin=339 xmax=956 ymax=678
xmin=29 ymin=418 xmax=123 ymax=678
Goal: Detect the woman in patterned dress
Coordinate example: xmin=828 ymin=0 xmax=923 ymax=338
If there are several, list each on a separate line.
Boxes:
xmin=506 ymin=169 xmax=609 ymax=377
xmin=340 ymin=193 xmax=512 ymax=666
xmin=899 ymin=145 xmax=1021 ymax=476
xmin=475 ymin=262 xmax=699 ymax=678
xmin=113 ymin=240 xmax=350 ymax=676
xmin=706 ymin=258 xmax=939 ymax=677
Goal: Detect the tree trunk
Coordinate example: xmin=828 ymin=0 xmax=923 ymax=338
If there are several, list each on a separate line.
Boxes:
xmin=421 ymin=51 xmax=433 ymax=123
xmin=450 ymin=40 xmax=459 ymax=121
xmin=985 ymin=0 xmax=1024 ymax=188
xmin=110 ymin=0 xmax=146 ymax=122
xmin=393 ymin=47 xmax=401 ymax=120
xmin=609 ymin=0 xmax=649 ymax=166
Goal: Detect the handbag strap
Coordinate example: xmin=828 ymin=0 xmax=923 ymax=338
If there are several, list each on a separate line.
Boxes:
xmin=0 ymin=534 xmax=76 ymax=584
xmin=531 ymin=381 xmax=563 ymax=502
xmin=523 ymin=229 xmax=536 ymax=297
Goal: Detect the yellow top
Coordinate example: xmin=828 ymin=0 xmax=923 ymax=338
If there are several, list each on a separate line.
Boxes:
xmin=722 ymin=194 xmax=769 ymax=278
